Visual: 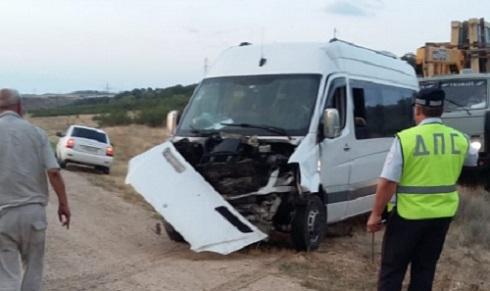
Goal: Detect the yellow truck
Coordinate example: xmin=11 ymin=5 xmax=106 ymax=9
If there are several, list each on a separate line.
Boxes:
xmin=416 ymin=18 xmax=490 ymax=77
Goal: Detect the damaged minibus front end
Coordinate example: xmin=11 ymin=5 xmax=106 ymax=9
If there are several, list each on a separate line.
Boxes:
xmin=126 ymin=71 xmax=325 ymax=254
xmin=126 ymin=133 xmax=321 ymax=254
xmin=173 ymin=133 xmax=305 ymax=233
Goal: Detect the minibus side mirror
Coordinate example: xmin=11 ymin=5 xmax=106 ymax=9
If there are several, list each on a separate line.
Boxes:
xmin=166 ymin=110 xmax=180 ymax=134
xmin=323 ymin=109 xmax=340 ymax=138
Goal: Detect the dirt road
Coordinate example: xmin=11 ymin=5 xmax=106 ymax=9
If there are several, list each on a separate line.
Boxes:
xmin=43 ymin=169 xmax=490 ymax=291
xmin=43 ymin=170 xmax=308 ymax=291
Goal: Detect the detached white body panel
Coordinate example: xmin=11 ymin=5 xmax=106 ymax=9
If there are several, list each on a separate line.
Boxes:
xmin=125 ymin=142 xmax=267 ymax=255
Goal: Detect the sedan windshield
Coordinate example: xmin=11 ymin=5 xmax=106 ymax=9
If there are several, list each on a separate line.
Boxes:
xmin=178 ymin=74 xmax=321 ymax=136
xmin=71 ymin=127 xmax=108 ymax=143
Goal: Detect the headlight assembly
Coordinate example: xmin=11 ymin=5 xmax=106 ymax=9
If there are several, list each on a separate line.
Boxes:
xmin=470 ymin=135 xmax=484 ymax=152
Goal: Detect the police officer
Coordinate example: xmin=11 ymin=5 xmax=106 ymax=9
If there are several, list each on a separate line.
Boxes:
xmin=366 ymin=88 xmax=478 ymax=291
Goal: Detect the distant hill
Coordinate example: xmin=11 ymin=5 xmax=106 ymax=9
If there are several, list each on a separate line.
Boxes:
xmin=69 ymin=90 xmax=112 ymax=95
xmin=22 ymin=95 xmax=78 ymax=111
xmin=30 ymin=84 xmax=197 ymax=127
xmin=22 ymin=91 xmax=116 ymax=111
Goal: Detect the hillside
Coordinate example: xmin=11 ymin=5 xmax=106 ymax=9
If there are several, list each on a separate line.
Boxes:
xmin=29 ymin=84 xmax=197 ymax=127
xmin=22 ymin=91 xmax=115 ymax=111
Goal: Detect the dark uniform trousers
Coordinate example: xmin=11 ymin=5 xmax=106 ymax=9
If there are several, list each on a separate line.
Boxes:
xmin=378 ymin=209 xmax=451 ymax=291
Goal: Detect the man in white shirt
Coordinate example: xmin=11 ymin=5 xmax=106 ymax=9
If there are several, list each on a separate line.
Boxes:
xmin=0 ymin=89 xmax=71 ymax=291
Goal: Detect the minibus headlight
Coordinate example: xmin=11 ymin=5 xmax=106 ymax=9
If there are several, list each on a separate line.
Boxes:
xmin=470 ymin=136 xmax=483 ymax=152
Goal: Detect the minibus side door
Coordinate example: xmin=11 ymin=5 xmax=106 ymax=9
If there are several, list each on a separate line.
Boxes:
xmin=319 ymin=77 xmax=353 ymax=223
xmin=346 ymin=80 xmax=414 ymax=216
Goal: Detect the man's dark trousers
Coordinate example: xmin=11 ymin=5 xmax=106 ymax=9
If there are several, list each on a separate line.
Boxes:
xmin=378 ymin=210 xmax=451 ymax=291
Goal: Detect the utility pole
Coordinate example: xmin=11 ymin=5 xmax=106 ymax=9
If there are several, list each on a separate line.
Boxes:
xmin=105 ymin=82 xmax=111 ymax=93
xmin=203 ymin=58 xmax=209 ymax=75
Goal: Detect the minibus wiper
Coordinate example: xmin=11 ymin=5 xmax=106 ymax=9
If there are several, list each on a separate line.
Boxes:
xmin=189 ymin=127 xmax=221 ymax=136
xmin=445 ymin=98 xmax=472 ymax=116
xmin=220 ymin=122 xmax=292 ymax=140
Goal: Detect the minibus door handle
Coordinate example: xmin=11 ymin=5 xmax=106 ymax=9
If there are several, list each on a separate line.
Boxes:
xmin=343 ymin=144 xmax=351 ymax=151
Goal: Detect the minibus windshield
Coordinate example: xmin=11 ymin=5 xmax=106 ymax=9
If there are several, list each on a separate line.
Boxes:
xmin=178 ymin=74 xmax=321 ymax=136
xmin=420 ymin=79 xmax=488 ymax=111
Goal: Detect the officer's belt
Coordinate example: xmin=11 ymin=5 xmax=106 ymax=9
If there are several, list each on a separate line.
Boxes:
xmin=397 ymin=185 xmax=457 ymax=194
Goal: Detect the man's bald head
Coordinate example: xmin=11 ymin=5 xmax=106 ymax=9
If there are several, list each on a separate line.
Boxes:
xmin=0 ymin=89 xmax=21 ymax=113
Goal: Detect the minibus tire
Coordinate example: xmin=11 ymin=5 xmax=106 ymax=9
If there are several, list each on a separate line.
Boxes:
xmin=291 ymin=195 xmax=326 ymax=251
xmin=484 ymin=180 xmax=490 ymax=192
xmin=58 ymin=159 xmax=66 ymax=169
xmin=164 ymin=221 xmax=186 ymax=243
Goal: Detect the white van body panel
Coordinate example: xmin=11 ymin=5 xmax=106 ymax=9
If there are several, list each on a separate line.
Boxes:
xmin=287 ymin=133 xmax=320 ymax=193
xmin=126 ymin=142 xmax=267 ymax=255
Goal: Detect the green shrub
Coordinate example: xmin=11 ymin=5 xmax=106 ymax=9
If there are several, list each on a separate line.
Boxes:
xmin=93 ymin=110 xmax=133 ymax=127
xmin=134 ymin=106 xmax=168 ymax=127
xmin=132 ymin=94 xmax=191 ymax=127
xmin=30 ymin=84 xmax=196 ymax=118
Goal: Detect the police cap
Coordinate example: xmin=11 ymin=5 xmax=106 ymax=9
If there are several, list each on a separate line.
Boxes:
xmin=414 ymin=88 xmax=445 ymax=108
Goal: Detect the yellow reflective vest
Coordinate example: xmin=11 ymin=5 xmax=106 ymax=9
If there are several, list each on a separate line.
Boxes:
xmin=396 ymin=122 xmax=469 ymax=220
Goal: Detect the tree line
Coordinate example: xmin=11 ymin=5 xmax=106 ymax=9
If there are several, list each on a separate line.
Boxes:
xmin=30 ymin=84 xmax=197 ymax=127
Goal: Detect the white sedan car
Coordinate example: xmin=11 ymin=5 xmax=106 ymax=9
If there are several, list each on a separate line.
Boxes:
xmin=56 ymin=125 xmax=114 ymax=174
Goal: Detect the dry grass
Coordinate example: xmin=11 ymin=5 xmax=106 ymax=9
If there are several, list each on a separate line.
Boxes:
xmin=26 ymin=114 xmax=97 ymax=136
xmin=26 ymin=114 xmax=99 ymax=148
xmin=275 ymin=190 xmax=490 ymax=291
xmin=86 ymin=124 xmax=168 ymax=206
xmin=453 ymin=188 xmax=490 ymax=249
xmin=278 ymin=250 xmax=378 ymax=291
xmin=29 ymin=114 xmax=168 ymax=208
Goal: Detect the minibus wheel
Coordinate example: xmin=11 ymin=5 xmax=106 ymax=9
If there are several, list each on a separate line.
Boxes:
xmin=291 ymin=195 xmax=326 ymax=251
xmin=58 ymin=160 xmax=66 ymax=169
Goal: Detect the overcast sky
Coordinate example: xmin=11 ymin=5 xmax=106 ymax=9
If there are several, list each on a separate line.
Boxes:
xmin=0 ymin=0 xmax=488 ymax=93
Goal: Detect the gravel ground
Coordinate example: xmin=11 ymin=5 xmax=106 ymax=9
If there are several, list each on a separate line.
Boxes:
xmin=42 ymin=169 xmax=490 ymax=291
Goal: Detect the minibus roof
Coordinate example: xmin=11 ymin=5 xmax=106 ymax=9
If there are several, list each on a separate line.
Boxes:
xmin=206 ymin=39 xmax=418 ymax=89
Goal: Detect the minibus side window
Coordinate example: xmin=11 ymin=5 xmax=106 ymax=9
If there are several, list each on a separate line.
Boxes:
xmin=351 ymin=80 xmax=414 ymax=139
xmin=352 ymin=88 xmax=369 ymax=139
xmin=325 ymin=78 xmax=347 ymax=131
